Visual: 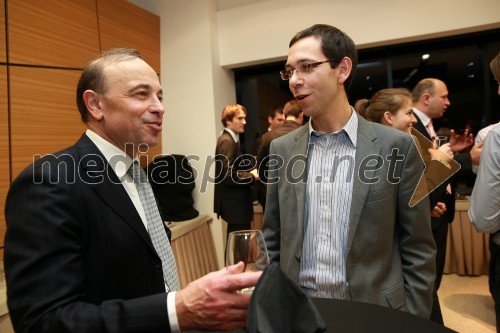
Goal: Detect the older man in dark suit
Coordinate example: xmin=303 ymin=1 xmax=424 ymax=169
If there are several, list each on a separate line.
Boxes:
xmin=4 ymin=48 xmax=260 ymax=333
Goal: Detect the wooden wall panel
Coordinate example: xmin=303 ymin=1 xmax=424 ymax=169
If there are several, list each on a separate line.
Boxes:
xmin=0 ymin=0 xmax=6 ymax=62
xmin=98 ymin=0 xmax=161 ymax=72
xmin=8 ymin=0 xmax=100 ymax=68
xmin=0 ymin=66 xmax=8 ymax=254
xmin=9 ymin=67 xmax=86 ymax=179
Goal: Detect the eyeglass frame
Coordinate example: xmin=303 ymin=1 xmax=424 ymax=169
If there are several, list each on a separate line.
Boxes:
xmin=280 ymin=59 xmax=338 ymax=81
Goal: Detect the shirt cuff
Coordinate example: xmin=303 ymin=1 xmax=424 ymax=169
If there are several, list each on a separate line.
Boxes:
xmin=167 ymin=291 xmax=181 ymax=333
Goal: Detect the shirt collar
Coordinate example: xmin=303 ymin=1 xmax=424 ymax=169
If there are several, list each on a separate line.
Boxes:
xmin=85 ymin=129 xmax=134 ymax=181
xmin=413 ymin=107 xmax=432 ymax=127
xmin=224 ymin=128 xmax=239 ymax=143
xmin=307 ymin=106 xmax=358 ymax=147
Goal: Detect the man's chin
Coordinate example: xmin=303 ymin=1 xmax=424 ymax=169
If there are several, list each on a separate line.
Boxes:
xmin=139 ymin=138 xmax=159 ymax=151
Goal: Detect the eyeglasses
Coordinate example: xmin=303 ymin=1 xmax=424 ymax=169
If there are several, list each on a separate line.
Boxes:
xmin=280 ymin=60 xmax=335 ymax=80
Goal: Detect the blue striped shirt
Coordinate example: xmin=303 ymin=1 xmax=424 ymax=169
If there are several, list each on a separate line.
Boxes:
xmin=299 ymin=109 xmax=358 ymax=298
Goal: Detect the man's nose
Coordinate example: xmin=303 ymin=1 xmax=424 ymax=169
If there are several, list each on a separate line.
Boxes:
xmin=151 ymin=96 xmax=165 ymax=115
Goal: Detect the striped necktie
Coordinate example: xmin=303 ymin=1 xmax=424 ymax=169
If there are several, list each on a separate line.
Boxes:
xmin=128 ymin=161 xmax=180 ymax=291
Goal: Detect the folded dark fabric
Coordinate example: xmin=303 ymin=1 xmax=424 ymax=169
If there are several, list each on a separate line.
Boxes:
xmin=247 ymin=263 xmax=327 ymax=333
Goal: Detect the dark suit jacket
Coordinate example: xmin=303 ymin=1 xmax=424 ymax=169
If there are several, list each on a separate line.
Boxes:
xmin=257 ymin=120 xmax=301 ymax=184
xmin=4 ymin=134 xmax=171 ymax=333
xmin=213 ymin=130 xmax=254 ymax=225
xmin=263 ymin=114 xmax=436 ymax=319
xmin=413 ymin=116 xmax=456 ymax=223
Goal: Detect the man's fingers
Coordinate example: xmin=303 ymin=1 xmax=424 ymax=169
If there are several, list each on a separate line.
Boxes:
xmin=226 ymin=261 xmax=246 ymax=274
xmin=222 ymin=270 xmax=263 ymax=292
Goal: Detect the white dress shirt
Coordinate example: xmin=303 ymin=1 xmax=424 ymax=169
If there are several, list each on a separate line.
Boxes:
xmin=85 ymin=129 xmax=180 ymax=333
xmin=300 ymin=109 xmax=358 ymax=299
xmin=469 ymin=125 xmax=500 ymax=244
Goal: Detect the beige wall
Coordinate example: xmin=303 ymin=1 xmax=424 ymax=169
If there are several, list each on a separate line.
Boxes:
xmin=217 ymin=0 xmax=500 ymax=68
xmin=129 ymin=0 xmax=236 ymax=266
xmin=129 ymin=0 xmax=500 ymax=266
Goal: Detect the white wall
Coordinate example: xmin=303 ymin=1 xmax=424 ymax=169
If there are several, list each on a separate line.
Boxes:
xmin=129 ymin=0 xmax=500 ymax=266
xmin=218 ymin=0 xmax=500 ymax=68
xmin=129 ymin=0 xmax=235 ymax=267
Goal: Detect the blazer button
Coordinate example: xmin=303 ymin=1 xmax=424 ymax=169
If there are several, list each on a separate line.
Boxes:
xmin=155 ymin=264 xmax=162 ymax=273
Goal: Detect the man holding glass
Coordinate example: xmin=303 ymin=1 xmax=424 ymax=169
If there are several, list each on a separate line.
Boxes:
xmin=412 ymin=78 xmax=455 ymax=324
xmin=4 ymin=48 xmax=261 ymax=333
xmin=262 ymin=24 xmax=436 ymax=319
xmin=412 ymin=77 xmax=481 ymax=324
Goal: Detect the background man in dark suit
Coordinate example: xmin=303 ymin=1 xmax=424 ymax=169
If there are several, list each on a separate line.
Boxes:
xmin=411 ymin=77 xmax=481 ymax=324
xmin=253 ymin=104 xmax=284 ymax=209
xmin=411 ymin=78 xmax=453 ymax=324
xmin=257 ymin=99 xmax=303 ymax=210
xmin=214 ymin=104 xmax=258 ymax=239
xmin=262 ymin=24 xmax=436 ymax=319
xmin=4 ymin=48 xmax=260 ymax=333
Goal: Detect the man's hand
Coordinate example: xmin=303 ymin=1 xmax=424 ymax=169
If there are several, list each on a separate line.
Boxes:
xmin=431 ymin=202 xmax=447 ymax=218
xmin=470 ymin=142 xmax=483 ymax=166
xmin=250 ymin=168 xmax=260 ymax=181
xmin=428 ymin=146 xmax=453 ymax=165
xmin=449 ymin=129 xmax=474 ymax=153
xmin=437 ymin=143 xmax=454 ymax=159
xmin=175 ymin=262 xmax=262 ymax=331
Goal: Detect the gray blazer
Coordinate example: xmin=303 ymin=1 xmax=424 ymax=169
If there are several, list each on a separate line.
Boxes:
xmin=262 ymin=113 xmax=436 ymax=319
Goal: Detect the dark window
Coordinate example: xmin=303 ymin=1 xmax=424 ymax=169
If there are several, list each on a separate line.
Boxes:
xmin=234 ymin=28 xmax=500 ymax=194
xmin=235 ymin=28 xmax=500 ymax=136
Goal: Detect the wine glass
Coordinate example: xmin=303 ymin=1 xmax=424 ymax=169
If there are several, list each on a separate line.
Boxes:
xmin=226 ymin=230 xmax=269 ymax=292
xmin=433 ymin=135 xmax=448 ymax=148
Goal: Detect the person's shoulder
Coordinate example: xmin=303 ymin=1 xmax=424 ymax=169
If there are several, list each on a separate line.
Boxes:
xmin=219 ymin=130 xmax=231 ymax=138
xmin=363 ymin=118 xmax=410 ymax=141
xmin=485 ymin=123 xmax=500 ymax=147
xmin=490 ymin=123 xmax=500 ymax=135
xmin=273 ymin=124 xmax=308 ymax=145
xmin=12 ymin=143 xmax=80 ymax=187
xmin=278 ymin=121 xmax=300 ymax=134
xmin=261 ymin=130 xmax=273 ymax=143
xmin=217 ymin=131 xmax=232 ymax=142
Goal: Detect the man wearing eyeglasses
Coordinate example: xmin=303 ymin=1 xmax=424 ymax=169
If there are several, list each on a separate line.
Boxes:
xmin=262 ymin=24 xmax=436 ymax=319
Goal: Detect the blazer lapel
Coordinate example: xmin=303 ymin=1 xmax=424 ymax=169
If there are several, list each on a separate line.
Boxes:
xmin=413 ymin=115 xmax=431 ymax=140
xmin=291 ymin=126 xmax=310 ymax=258
xmin=74 ymin=135 xmax=155 ymax=251
xmin=346 ymin=116 xmax=380 ymax=253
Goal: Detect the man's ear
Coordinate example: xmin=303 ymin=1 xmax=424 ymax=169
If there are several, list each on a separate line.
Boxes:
xmin=337 ymin=57 xmax=352 ymax=84
xmin=83 ymin=90 xmax=103 ymax=121
xmin=422 ymin=92 xmax=431 ymax=106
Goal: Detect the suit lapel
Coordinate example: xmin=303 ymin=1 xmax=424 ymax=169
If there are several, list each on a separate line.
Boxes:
xmin=292 ymin=126 xmax=310 ymax=255
xmin=74 ymin=135 xmax=155 ymax=251
xmin=347 ymin=116 xmax=380 ymax=253
xmin=413 ymin=115 xmax=431 ymax=140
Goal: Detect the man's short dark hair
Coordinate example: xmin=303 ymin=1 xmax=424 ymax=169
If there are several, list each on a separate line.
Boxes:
xmin=289 ymin=24 xmax=358 ymax=91
xmin=268 ymin=104 xmax=284 ymax=119
xmin=283 ymin=100 xmax=302 ymax=118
